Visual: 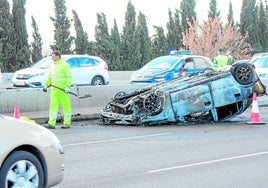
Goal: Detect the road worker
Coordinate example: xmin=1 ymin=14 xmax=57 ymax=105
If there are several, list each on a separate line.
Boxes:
xmin=43 ymin=51 xmax=72 ymax=129
xmin=213 ymin=48 xmax=232 ymax=71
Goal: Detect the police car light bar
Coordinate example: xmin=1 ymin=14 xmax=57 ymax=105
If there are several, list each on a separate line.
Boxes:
xmin=170 ymin=50 xmax=193 ymax=55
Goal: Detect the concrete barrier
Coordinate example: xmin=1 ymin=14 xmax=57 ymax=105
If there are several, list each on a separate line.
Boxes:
xmin=0 ymin=84 xmax=148 ymax=118
xmin=0 ymin=71 xmax=138 ymax=114
xmin=1 ymin=79 xmax=268 ymax=124
xmin=0 ymin=71 xmax=140 ymax=122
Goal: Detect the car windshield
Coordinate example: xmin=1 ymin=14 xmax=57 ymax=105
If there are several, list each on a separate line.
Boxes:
xmin=31 ymin=56 xmax=53 ymax=69
xmin=251 ymin=56 xmax=268 ymax=68
xmin=142 ymin=56 xmax=182 ymax=70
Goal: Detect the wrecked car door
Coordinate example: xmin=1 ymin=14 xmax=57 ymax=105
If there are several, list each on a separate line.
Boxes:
xmin=170 ymin=84 xmax=213 ymax=121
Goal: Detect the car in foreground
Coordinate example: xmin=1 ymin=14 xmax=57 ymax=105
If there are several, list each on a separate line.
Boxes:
xmin=0 ymin=115 xmax=64 ymax=187
xmin=101 ymin=63 xmax=266 ymax=125
xmin=12 ymin=54 xmax=109 ymax=88
xmin=130 ymin=50 xmax=213 ymax=84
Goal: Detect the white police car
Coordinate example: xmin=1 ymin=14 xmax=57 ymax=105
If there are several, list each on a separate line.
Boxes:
xmin=130 ymin=50 xmax=213 ymax=84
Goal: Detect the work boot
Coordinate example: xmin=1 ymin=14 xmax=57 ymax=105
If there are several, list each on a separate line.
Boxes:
xmin=61 ymin=124 xmax=70 ymax=129
xmin=43 ymin=124 xmax=55 ymax=129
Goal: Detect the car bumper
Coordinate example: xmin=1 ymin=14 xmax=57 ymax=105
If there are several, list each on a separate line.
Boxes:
xmin=42 ymin=144 xmax=65 ymax=187
xmin=12 ymin=79 xmax=44 ymax=88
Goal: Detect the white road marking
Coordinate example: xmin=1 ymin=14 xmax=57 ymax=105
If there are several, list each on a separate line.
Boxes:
xmin=62 ymin=132 xmax=171 ymax=147
xmin=148 ymin=151 xmax=268 ymax=173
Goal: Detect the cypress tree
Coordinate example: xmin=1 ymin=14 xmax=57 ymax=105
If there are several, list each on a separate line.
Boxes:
xmin=50 ymin=0 xmax=72 ymax=54
xmin=227 ymin=2 xmax=235 ymax=27
xmin=151 ymin=26 xmax=168 ymax=58
xmin=166 ymin=8 xmax=182 ymax=50
xmin=240 ymin=0 xmax=260 ymax=53
xmin=257 ymin=1 xmax=267 ymax=51
xmin=12 ymin=0 xmax=30 ymax=71
xmin=30 ymin=16 xmax=43 ymax=63
xmin=0 ymin=0 xmax=14 ymax=72
xmin=120 ymin=1 xmax=137 ymax=70
xmin=265 ymin=1 xmax=268 ymax=50
xmin=109 ymin=19 xmax=121 ymax=70
xmin=208 ymin=0 xmax=220 ymax=20
xmin=135 ymin=12 xmax=151 ymax=69
xmin=72 ymin=10 xmax=90 ymax=54
xmin=166 ymin=9 xmax=176 ymax=51
xmin=94 ymin=12 xmax=111 ymax=62
xmin=87 ymin=41 xmax=98 ymax=56
xmin=174 ymin=9 xmax=183 ymax=49
xmin=180 ymin=0 xmax=196 ymax=33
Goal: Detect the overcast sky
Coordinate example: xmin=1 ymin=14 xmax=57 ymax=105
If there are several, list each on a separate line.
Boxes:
xmin=23 ymin=0 xmax=243 ymax=51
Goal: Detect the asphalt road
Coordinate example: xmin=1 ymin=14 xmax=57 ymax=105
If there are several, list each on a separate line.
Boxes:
xmin=2 ymin=72 xmax=268 ymax=187
xmin=50 ymin=107 xmax=268 ymax=188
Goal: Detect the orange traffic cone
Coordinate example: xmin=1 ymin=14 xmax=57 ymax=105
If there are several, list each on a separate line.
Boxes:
xmin=14 ymin=106 xmax=20 ymax=119
xmin=246 ymin=92 xmax=266 ymax=125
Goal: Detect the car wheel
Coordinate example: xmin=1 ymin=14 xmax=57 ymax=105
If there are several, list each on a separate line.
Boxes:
xmin=232 ymin=63 xmax=253 ymax=85
xmin=0 ymin=150 xmax=44 ymax=188
xmin=91 ymin=76 xmax=104 ymax=86
xmin=143 ymin=94 xmax=163 ymax=115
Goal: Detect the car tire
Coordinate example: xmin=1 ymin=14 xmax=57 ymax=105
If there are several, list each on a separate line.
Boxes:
xmin=232 ymin=63 xmax=254 ymax=85
xmin=0 ymin=150 xmax=44 ymax=188
xmin=143 ymin=94 xmax=163 ymax=115
xmin=91 ymin=76 xmax=104 ymax=86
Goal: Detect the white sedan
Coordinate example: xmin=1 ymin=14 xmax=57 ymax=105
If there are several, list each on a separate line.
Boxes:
xmin=0 ymin=115 xmax=64 ymax=188
xmin=250 ymin=54 xmax=268 ymax=91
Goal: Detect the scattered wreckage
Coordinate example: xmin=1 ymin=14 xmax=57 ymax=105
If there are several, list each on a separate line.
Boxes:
xmin=101 ymin=63 xmax=266 ymax=125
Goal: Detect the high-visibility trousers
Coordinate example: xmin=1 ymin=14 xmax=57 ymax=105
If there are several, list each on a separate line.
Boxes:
xmin=48 ymin=90 xmax=72 ymax=126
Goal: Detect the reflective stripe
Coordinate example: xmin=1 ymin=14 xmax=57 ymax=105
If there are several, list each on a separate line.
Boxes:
xmin=53 ymin=73 xmax=66 ymax=76
xmin=49 ymin=111 xmax=58 ymax=120
xmin=64 ymin=113 xmax=71 ymax=121
xmin=53 ymin=77 xmax=69 ymax=82
xmin=48 ymin=111 xmax=58 ymax=126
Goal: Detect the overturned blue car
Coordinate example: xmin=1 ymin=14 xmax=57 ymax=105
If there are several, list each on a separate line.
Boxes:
xmin=101 ymin=63 xmax=266 ymax=125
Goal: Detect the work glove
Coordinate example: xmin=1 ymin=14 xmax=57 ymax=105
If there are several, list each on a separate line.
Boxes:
xmin=64 ymin=87 xmax=71 ymax=93
xmin=43 ymin=87 xmax=47 ymax=92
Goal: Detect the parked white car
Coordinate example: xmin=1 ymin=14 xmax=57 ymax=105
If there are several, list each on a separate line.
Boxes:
xmin=0 ymin=115 xmax=64 ymax=187
xmin=249 ymin=54 xmax=268 ymax=90
xmin=12 ymin=54 xmax=109 ymax=88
